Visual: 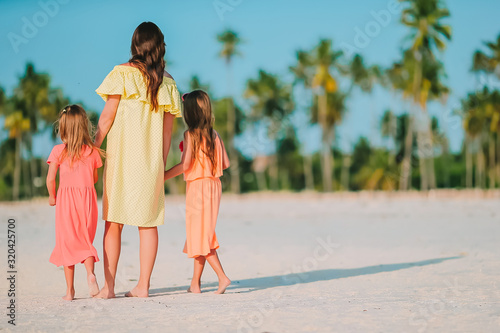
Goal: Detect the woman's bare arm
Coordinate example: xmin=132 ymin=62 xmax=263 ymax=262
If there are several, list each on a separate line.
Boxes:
xmin=95 ymin=95 xmax=121 ymax=148
xmin=163 ymin=112 xmax=175 ymax=169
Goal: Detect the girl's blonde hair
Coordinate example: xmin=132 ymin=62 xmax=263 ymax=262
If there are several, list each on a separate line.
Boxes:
xmin=56 ymin=104 xmax=104 ymax=165
xmin=182 ymin=90 xmax=218 ymax=175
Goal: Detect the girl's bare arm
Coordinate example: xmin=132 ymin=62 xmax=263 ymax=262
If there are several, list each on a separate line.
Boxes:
xmin=46 ymin=163 xmax=58 ymax=206
xmin=164 ymin=131 xmax=193 ymax=180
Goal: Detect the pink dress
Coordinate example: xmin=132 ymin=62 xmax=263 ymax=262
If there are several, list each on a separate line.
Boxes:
xmin=47 ymin=144 xmax=102 ymax=267
xmin=182 ymin=132 xmax=230 ymax=258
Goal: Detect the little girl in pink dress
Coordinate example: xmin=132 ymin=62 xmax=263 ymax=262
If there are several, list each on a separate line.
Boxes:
xmin=46 ymin=105 xmax=103 ymax=301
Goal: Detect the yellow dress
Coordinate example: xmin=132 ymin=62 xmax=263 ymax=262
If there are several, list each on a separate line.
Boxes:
xmin=96 ymin=65 xmax=181 ymax=227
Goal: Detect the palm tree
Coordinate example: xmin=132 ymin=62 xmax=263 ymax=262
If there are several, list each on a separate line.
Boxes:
xmin=387 ymin=54 xmax=416 ymax=190
xmin=311 ymin=90 xmax=347 ymax=189
xmin=472 ymin=35 xmax=500 ymax=186
xmin=400 ymin=0 xmax=452 ymax=190
xmin=472 ymin=34 xmax=500 ymax=81
xmin=189 ymin=75 xmax=211 ymax=92
xmin=14 ymin=63 xmax=54 ymax=197
xmin=4 ymin=109 xmax=30 ymax=200
xmin=310 ymin=39 xmax=343 ymax=191
xmin=381 ymin=109 xmax=397 ymax=165
xmin=217 ymin=29 xmax=242 ymax=193
xmin=483 ymin=89 xmax=500 ymax=188
xmin=244 ymin=70 xmax=294 ymax=190
xmin=462 ymin=90 xmax=487 ymax=188
xmin=346 ymin=54 xmax=383 ymax=190
xmin=290 ymin=50 xmax=315 ymax=191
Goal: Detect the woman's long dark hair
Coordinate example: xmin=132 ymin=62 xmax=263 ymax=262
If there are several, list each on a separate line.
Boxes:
xmin=129 ymin=22 xmax=166 ymax=112
xmin=183 ymin=90 xmax=218 ymax=175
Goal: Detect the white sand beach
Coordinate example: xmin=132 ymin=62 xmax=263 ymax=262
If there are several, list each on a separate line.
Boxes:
xmin=1 ymin=192 xmax=499 ymax=332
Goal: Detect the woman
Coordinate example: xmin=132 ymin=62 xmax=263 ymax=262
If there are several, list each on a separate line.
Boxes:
xmin=94 ymin=22 xmax=181 ymax=298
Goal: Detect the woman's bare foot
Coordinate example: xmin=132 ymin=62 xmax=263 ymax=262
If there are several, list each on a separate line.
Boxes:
xmin=125 ymin=286 xmax=149 ymax=298
xmin=187 ymin=282 xmax=201 ymax=294
xmin=62 ymin=288 xmax=75 ymax=301
xmin=94 ymin=286 xmax=115 ymax=299
xmin=215 ymin=277 xmax=231 ymax=294
xmin=87 ymin=274 xmax=99 ymax=297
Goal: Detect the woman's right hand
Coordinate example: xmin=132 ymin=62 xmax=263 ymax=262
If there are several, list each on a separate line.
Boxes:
xmin=49 ymin=196 xmax=56 ymax=206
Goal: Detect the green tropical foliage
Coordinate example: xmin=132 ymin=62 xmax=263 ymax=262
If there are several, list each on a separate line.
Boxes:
xmin=2 ymin=3 xmax=500 ymax=200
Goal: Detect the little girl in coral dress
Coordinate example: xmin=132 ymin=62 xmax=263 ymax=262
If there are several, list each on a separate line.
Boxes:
xmin=46 ymin=105 xmax=103 ymax=300
xmin=164 ymin=90 xmax=231 ymax=294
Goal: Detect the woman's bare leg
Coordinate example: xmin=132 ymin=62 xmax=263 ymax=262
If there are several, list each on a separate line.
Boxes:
xmin=188 ymin=256 xmax=206 ymax=293
xmin=95 ymin=221 xmax=123 ymax=299
xmin=125 ymin=226 xmax=158 ymax=298
xmin=63 ymin=265 xmax=75 ymax=301
xmin=83 ymin=256 xmax=99 ymax=297
xmin=205 ymin=249 xmax=231 ymax=294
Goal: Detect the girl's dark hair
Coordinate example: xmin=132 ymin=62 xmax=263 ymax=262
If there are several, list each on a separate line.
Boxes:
xmin=183 ymin=90 xmax=218 ymax=175
xmin=129 ymin=22 xmax=166 ymax=112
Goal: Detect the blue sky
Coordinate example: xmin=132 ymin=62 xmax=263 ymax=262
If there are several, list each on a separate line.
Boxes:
xmin=1 ymin=0 xmax=500 ymax=157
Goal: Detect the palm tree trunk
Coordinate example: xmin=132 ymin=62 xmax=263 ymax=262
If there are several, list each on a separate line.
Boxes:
xmin=489 ymin=133 xmax=496 ymax=189
xmin=256 ymin=171 xmax=267 ymax=191
xmin=400 ymin=114 xmax=414 ymax=191
xmin=319 ymin=93 xmax=333 ymax=192
xmin=270 ymin=154 xmax=279 ymax=191
xmin=26 ymin=131 xmax=37 ymax=197
xmin=442 ymin=138 xmax=450 ymax=188
xmin=303 ymin=154 xmax=314 ymax=191
xmin=226 ymin=63 xmax=240 ymax=194
xmin=167 ymin=178 xmax=178 ymax=195
xmin=466 ymin=137 xmax=473 ymax=188
xmin=416 ymin=129 xmax=428 ymax=191
xmin=340 ymin=154 xmax=351 ymax=191
xmin=476 ymin=143 xmax=485 ymax=189
xmin=13 ymin=135 xmax=22 ymax=201
xmin=426 ymin=128 xmax=436 ymax=189
xmin=496 ymin=133 xmax=500 ymax=186
xmin=22 ymin=149 xmax=31 ymax=198
xmin=281 ymin=169 xmax=290 ymax=190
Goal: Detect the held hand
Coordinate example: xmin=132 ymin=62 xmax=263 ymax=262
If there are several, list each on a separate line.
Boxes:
xmin=164 ymin=171 xmax=170 ymax=181
xmin=49 ymin=196 xmax=56 ymax=206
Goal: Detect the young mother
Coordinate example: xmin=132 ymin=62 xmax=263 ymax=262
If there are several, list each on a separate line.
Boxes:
xmin=94 ymin=22 xmax=181 ymax=298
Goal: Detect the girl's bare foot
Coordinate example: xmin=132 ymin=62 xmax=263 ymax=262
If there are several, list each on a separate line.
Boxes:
xmin=215 ymin=277 xmax=231 ymax=294
xmin=62 ymin=288 xmax=75 ymax=301
xmin=87 ymin=274 xmax=99 ymax=297
xmin=125 ymin=286 xmax=148 ymax=298
xmin=94 ymin=287 xmax=115 ymax=299
xmin=187 ymin=282 xmax=201 ymax=294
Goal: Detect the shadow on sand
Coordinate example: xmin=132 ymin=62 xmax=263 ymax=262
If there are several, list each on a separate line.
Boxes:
xmin=149 ymin=256 xmax=463 ymax=296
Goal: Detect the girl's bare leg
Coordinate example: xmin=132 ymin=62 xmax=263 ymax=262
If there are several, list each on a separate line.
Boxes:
xmin=188 ymin=256 xmax=206 ymax=293
xmin=83 ymin=256 xmax=99 ymax=297
xmin=125 ymin=226 xmax=158 ymax=298
xmin=63 ymin=265 xmax=75 ymax=301
xmin=95 ymin=221 xmax=123 ymax=299
xmin=205 ymin=249 xmax=231 ymax=294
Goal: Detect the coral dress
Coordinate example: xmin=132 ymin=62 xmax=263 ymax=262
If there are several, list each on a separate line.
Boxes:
xmin=47 ymin=144 xmax=102 ymax=267
xmin=96 ymin=65 xmax=182 ymax=227
xmin=182 ymin=132 xmax=230 ymax=258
